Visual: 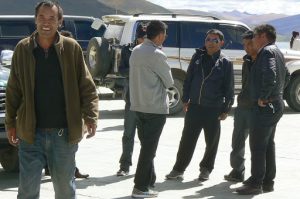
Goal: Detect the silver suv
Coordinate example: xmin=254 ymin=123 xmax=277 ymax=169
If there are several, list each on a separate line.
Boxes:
xmin=87 ymin=13 xmax=300 ymax=114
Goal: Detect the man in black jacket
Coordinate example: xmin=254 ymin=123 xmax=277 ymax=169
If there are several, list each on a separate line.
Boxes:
xmin=224 ymin=30 xmax=257 ymax=182
xmin=166 ymin=29 xmax=234 ymax=181
xmin=236 ymin=24 xmax=290 ymax=195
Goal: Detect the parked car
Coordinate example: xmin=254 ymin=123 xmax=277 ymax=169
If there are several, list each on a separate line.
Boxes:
xmin=86 ymin=13 xmax=300 ymax=114
xmin=0 ymin=65 xmax=18 ymax=172
xmin=86 ymin=14 xmax=250 ymax=114
xmin=0 ymin=15 xmax=106 ymax=59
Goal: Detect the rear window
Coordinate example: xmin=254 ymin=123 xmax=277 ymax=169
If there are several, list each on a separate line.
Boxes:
xmin=74 ymin=20 xmax=103 ymax=40
xmin=0 ymin=21 xmax=34 ymax=37
xmin=180 ymin=22 xmax=215 ymax=48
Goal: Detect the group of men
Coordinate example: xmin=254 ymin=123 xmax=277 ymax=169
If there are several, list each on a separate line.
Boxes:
xmin=4 ymin=1 xmax=289 ymax=199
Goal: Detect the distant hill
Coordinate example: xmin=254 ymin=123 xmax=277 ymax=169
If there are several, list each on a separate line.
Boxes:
xmin=268 ymin=14 xmax=300 ymax=36
xmin=0 ymin=0 xmax=170 ymax=18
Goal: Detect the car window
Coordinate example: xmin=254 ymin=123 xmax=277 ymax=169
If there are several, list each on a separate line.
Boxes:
xmin=74 ymin=20 xmax=103 ymax=40
xmin=104 ymin=24 xmax=124 ymax=41
xmin=180 ymin=22 xmax=215 ymax=48
xmin=164 ymin=21 xmax=179 ymax=48
xmin=0 ymin=21 xmax=34 ymax=37
xmin=217 ymin=24 xmax=248 ymax=50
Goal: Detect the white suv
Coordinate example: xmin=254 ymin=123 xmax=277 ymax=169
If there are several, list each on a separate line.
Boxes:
xmin=87 ymin=14 xmax=300 ymax=114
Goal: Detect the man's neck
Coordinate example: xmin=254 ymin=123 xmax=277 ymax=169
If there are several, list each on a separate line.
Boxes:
xmin=37 ymin=35 xmax=56 ymax=49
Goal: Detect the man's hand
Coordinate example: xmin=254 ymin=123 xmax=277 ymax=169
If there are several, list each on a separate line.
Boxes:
xmin=218 ymin=113 xmax=228 ymax=120
xmin=183 ymin=102 xmax=189 ymax=112
xmin=258 ymin=98 xmax=267 ymax=107
xmin=85 ymin=123 xmax=97 ymax=139
xmin=7 ymin=128 xmax=19 ymax=147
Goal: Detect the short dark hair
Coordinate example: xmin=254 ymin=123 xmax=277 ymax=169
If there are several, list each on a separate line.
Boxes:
xmin=35 ymin=1 xmax=63 ymax=20
xmin=242 ymin=30 xmax=254 ymax=40
xmin=146 ymin=20 xmax=167 ymax=40
xmin=253 ymin=24 xmax=276 ymax=43
xmin=206 ymin=29 xmax=224 ymax=41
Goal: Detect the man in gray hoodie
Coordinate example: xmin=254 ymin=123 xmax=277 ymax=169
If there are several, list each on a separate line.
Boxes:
xmin=129 ymin=20 xmax=174 ymax=198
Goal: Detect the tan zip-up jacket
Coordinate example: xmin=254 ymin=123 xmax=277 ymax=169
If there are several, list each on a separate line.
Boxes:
xmin=5 ymin=31 xmax=99 ymax=144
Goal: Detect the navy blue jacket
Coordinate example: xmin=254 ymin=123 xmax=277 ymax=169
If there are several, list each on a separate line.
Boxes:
xmin=249 ymin=43 xmax=290 ymax=101
xmin=182 ymin=48 xmax=234 ymax=113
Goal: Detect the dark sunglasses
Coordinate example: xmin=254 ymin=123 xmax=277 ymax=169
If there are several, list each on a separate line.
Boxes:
xmin=205 ymin=38 xmax=220 ymax=44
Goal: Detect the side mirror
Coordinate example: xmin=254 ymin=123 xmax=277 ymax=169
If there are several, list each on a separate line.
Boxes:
xmin=91 ymin=18 xmax=105 ymax=30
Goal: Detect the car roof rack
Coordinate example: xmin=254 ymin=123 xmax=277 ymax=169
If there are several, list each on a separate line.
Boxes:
xmin=132 ymin=13 xmax=220 ymax=20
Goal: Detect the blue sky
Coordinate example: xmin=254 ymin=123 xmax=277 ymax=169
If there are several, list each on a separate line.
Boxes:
xmin=147 ymin=0 xmax=300 ymax=15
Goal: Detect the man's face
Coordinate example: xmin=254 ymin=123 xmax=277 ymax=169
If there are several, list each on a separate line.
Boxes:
xmin=252 ymin=32 xmax=266 ymax=51
xmin=157 ymin=30 xmax=167 ymax=46
xmin=243 ymin=38 xmax=256 ymax=57
xmin=35 ymin=5 xmax=62 ymax=40
xmin=205 ymin=33 xmax=224 ymax=55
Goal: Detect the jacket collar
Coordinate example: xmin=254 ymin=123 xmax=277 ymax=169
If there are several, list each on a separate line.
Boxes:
xmin=196 ymin=47 xmax=222 ymax=62
xmin=143 ymin=38 xmax=162 ymax=49
xmin=28 ymin=31 xmax=64 ymax=53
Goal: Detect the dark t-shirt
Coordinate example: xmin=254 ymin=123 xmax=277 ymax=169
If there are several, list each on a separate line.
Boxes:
xmin=33 ymin=44 xmax=67 ymax=128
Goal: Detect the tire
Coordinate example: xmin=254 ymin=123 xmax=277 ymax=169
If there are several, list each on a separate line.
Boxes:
xmin=0 ymin=146 xmax=19 ymax=172
xmin=86 ymin=37 xmax=113 ymax=79
xmin=168 ymin=78 xmax=184 ymax=115
xmin=285 ymin=76 xmax=300 ymax=112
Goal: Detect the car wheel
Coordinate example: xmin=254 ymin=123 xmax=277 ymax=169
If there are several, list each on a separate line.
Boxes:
xmin=285 ymin=76 xmax=300 ymax=111
xmin=0 ymin=146 xmax=19 ymax=172
xmin=86 ymin=37 xmax=113 ymax=79
xmin=168 ymin=78 xmax=183 ymax=115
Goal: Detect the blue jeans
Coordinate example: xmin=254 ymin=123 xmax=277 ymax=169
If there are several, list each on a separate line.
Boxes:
xmin=119 ymin=101 xmax=137 ymax=171
xmin=230 ymin=107 xmax=252 ymax=173
xmin=18 ymin=128 xmax=78 ymax=199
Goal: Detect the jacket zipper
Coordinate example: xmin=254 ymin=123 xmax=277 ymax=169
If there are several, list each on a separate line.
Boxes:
xmin=198 ymin=63 xmax=218 ymax=104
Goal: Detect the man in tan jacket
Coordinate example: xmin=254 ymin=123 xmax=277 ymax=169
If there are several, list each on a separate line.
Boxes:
xmin=5 ymin=1 xmax=98 ymax=198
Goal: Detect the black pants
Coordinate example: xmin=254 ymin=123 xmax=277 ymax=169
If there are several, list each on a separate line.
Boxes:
xmin=230 ymin=107 xmax=252 ymax=173
xmin=134 ymin=112 xmax=166 ymax=191
xmin=248 ymin=99 xmax=284 ymax=187
xmin=173 ymin=104 xmax=222 ymax=173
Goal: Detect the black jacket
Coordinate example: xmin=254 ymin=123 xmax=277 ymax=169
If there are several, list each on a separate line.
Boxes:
xmin=182 ymin=48 xmax=234 ymax=113
xmin=250 ymin=43 xmax=290 ymax=101
xmin=237 ymin=54 xmax=254 ymax=108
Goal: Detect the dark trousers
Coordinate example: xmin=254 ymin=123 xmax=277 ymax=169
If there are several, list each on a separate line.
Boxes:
xmin=173 ymin=104 xmax=221 ymax=173
xmin=134 ymin=112 xmax=166 ymax=191
xmin=119 ymin=102 xmax=137 ymax=170
xmin=230 ymin=107 xmax=252 ymax=173
xmin=248 ymin=100 xmax=284 ymax=187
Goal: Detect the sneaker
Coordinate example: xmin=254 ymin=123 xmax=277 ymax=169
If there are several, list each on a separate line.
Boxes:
xmin=165 ymin=170 xmax=184 ymax=180
xmin=262 ymin=183 xmax=274 ymax=193
xmin=198 ymin=168 xmax=210 ymax=181
xmin=224 ymin=170 xmax=244 ymax=182
xmin=236 ymin=185 xmax=262 ymax=195
xmin=132 ymin=188 xmax=158 ymax=198
xmin=116 ymin=169 xmax=129 ymax=176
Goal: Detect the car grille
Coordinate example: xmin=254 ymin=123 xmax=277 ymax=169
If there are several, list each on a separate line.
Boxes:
xmin=0 ymin=86 xmax=5 ymax=113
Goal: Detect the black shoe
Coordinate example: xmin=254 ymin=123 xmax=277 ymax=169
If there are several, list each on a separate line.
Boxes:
xmin=224 ymin=170 xmax=244 ymax=182
xmin=263 ymin=183 xmax=274 ymax=193
xmin=116 ymin=169 xmax=129 ymax=176
xmin=198 ymin=168 xmax=210 ymax=182
xmin=75 ymin=167 xmax=89 ymax=178
xmin=236 ymin=185 xmax=262 ymax=195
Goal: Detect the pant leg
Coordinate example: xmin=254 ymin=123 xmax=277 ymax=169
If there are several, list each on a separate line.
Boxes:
xmin=230 ymin=107 xmax=251 ymax=172
xmin=199 ymin=107 xmax=221 ymax=172
xmin=134 ymin=112 xmax=166 ymax=191
xmin=46 ymin=129 xmax=78 ymax=199
xmin=173 ymin=104 xmax=203 ymax=172
xmin=263 ymin=125 xmax=276 ymax=185
xmin=249 ymin=100 xmax=283 ymax=186
xmin=18 ymin=132 xmax=47 ymax=199
xmin=119 ymin=101 xmax=137 ymax=170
